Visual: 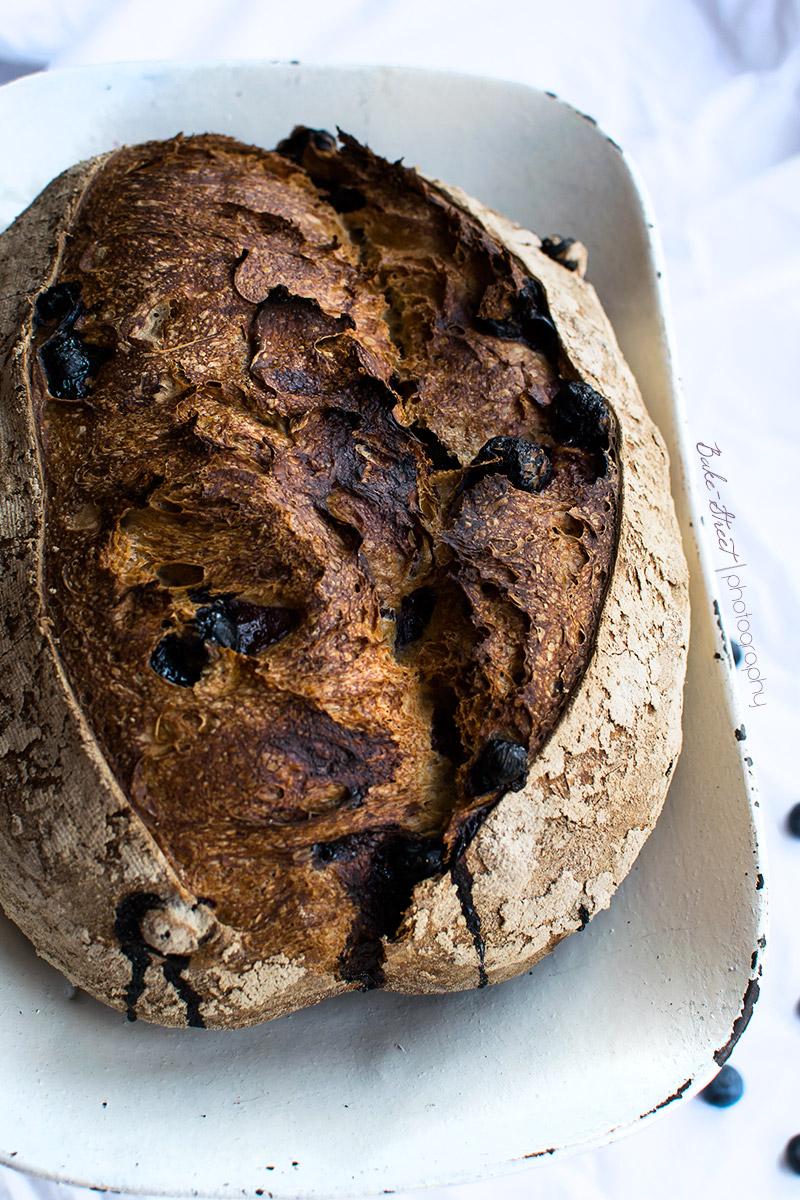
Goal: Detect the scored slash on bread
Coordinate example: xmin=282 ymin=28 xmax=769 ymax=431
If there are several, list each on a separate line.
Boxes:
xmin=0 ymin=129 xmax=689 ymax=1028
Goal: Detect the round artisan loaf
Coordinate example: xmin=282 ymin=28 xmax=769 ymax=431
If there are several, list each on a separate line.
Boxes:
xmin=0 ymin=129 xmax=689 ymax=1028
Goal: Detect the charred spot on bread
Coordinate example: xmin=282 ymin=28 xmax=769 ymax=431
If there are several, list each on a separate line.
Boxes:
xmin=551 ymin=381 xmax=612 ymax=451
xmin=471 ymin=437 xmax=552 ymax=493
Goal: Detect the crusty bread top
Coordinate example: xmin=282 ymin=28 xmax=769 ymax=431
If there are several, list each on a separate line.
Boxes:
xmin=29 ymin=131 xmax=616 ymax=985
xmin=0 ymin=129 xmax=687 ymax=1028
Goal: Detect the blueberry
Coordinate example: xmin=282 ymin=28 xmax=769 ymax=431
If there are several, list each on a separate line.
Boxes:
xmin=551 ymin=381 xmax=611 ymax=451
xmin=276 ymin=126 xmax=337 ymax=162
xmin=786 ymin=1134 xmax=800 ymax=1175
xmin=698 ymin=1064 xmax=744 ymax=1108
xmin=395 ymin=587 xmax=437 ymax=649
xmin=787 ymin=802 xmax=800 ymax=838
xmin=539 ymin=236 xmax=584 ymax=272
xmin=194 ymin=596 xmax=298 ymax=656
xmin=472 ymin=437 xmax=551 ymax=493
xmin=731 ymin=639 xmax=743 ymax=666
xmin=39 ymin=331 xmax=93 ymax=399
xmin=150 ymin=632 xmax=209 ymax=687
xmin=34 ymin=282 xmax=82 ymax=327
xmin=470 ymin=738 xmax=528 ymax=796
xmin=478 ymin=278 xmax=559 ymax=360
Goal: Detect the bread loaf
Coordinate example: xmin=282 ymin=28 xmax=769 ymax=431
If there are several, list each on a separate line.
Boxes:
xmin=0 ymin=129 xmax=689 ymax=1028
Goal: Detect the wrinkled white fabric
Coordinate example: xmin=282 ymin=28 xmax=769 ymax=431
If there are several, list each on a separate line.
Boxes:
xmin=0 ymin=1 xmax=798 ymax=1197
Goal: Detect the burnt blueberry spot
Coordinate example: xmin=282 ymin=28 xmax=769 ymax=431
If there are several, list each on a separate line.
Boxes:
xmin=479 ymin=278 xmax=559 ymax=360
xmin=313 ymin=831 xmax=445 ymax=989
xmin=450 ymin=854 xmax=488 ymax=986
xmin=194 ymin=596 xmax=298 ymax=656
xmin=550 ymin=381 xmax=611 ymax=451
xmin=276 ymin=126 xmax=337 ymax=162
xmin=113 ymin=892 xmax=205 ymax=1027
xmin=539 ymin=236 xmax=582 ymax=272
xmin=698 ymin=1064 xmax=744 ymax=1108
xmin=472 ymin=436 xmax=551 ymax=493
xmin=39 ymin=331 xmax=93 ymax=399
xmin=395 ymin=587 xmax=437 ymax=649
xmin=150 ymin=632 xmax=209 ymax=687
xmin=35 ymin=282 xmax=82 ymax=327
xmin=469 ymin=738 xmax=528 ymax=796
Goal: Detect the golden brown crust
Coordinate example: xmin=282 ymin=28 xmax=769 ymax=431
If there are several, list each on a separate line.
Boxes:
xmin=0 ymin=131 xmax=688 ymax=1027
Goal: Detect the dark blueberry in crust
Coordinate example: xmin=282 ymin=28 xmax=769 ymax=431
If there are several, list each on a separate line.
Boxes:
xmin=194 ymin=596 xmax=298 ymax=656
xmin=539 ymin=236 xmax=582 ymax=272
xmin=276 ymin=126 xmax=337 ymax=162
xmin=395 ymin=587 xmax=437 ymax=649
xmin=472 ymin=436 xmax=551 ymax=493
xmin=479 ymin=278 xmax=559 ymax=360
xmin=34 ymin=282 xmax=82 ymax=327
xmin=39 ymin=331 xmax=93 ymax=399
xmin=550 ymin=381 xmax=611 ymax=451
xmin=787 ymin=802 xmax=800 ymax=838
xmin=698 ymin=1064 xmax=744 ymax=1108
xmin=786 ymin=1134 xmax=800 ymax=1175
xmin=470 ymin=738 xmax=528 ymax=796
xmin=731 ymin=639 xmax=743 ymax=666
xmin=150 ymin=632 xmax=209 ymax=687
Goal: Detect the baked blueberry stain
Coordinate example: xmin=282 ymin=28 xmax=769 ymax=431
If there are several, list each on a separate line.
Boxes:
xmin=577 ymin=904 xmax=591 ymax=930
xmin=35 ymin=281 xmax=107 ymax=400
xmin=34 ymin=282 xmax=82 ymax=327
xmin=538 ymin=236 xmax=582 ymax=272
xmin=313 ymin=830 xmax=445 ymax=989
xmin=478 ymin=277 xmax=560 ymax=361
xmin=734 ymin=724 xmax=746 ymax=742
xmin=395 ymin=587 xmax=437 ymax=649
xmin=194 ymin=595 xmax=298 ymax=656
xmin=550 ymin=381 xmax=611 ymax=452
xmin=449 ymin=853 xmax=488 ymax=988
xmin=315 ymin=740 xmax=530 ymax=990
xmin=468 ymin=738 xmax=528 ymax=797
xmin=276 ymin=125 xmax=337 ymax=162
xmin=150 ymin=631 xmax=209 ymax=687
xmin=113 ymin=892 xmax=205 ymax=1027
xmin=150 ymin=596 xmax=299 ymax=685
xmin=471 ymin=437 xmax=551 ymax=493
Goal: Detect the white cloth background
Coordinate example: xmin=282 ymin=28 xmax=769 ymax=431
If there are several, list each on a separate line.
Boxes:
xmin=0 ymin=1 xmax=798 ymax=1197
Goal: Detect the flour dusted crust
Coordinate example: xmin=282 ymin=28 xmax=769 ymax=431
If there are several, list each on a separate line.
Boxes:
xmin=0 ymin=131 xmax=689 ymax=1028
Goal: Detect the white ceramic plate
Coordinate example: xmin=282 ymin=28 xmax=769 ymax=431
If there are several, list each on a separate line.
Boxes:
xmin=0 ymin=62 xmax=766 ymax=1199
